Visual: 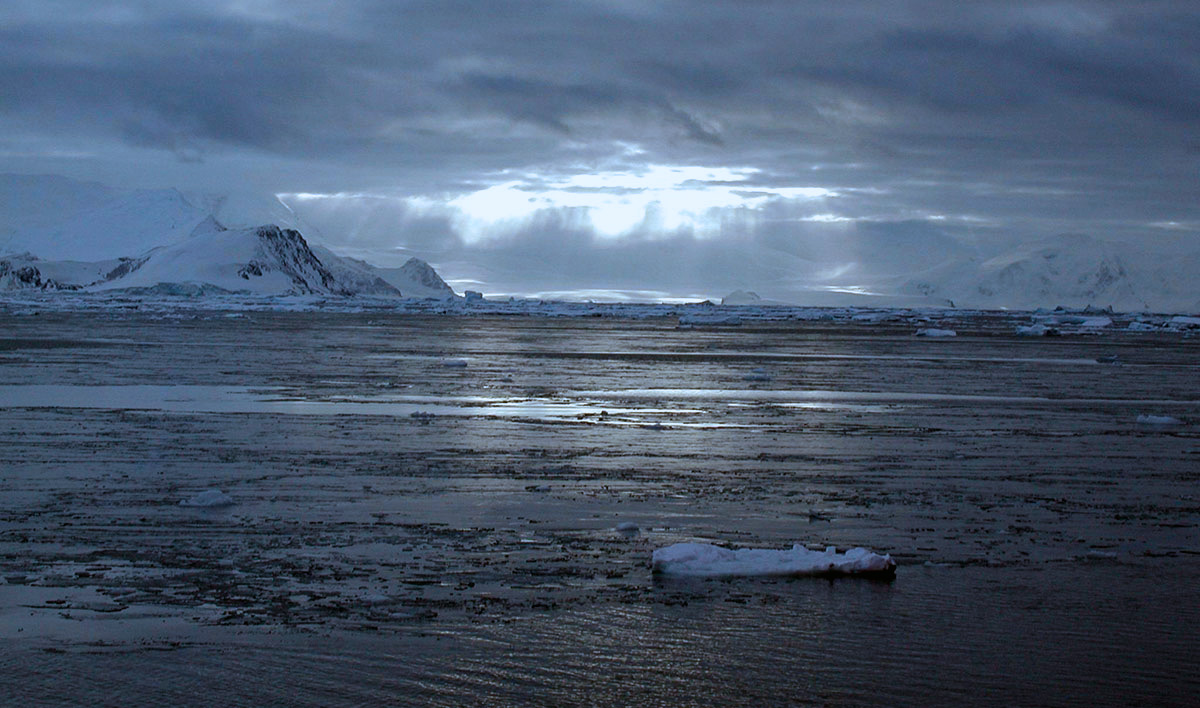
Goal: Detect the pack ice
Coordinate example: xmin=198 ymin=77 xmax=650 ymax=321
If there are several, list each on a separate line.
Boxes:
xmin=652 ymin=543 xmax=896 ymax=578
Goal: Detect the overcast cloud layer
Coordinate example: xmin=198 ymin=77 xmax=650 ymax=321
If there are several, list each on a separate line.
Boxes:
xmin=2 ymin=1 xmax=1197 ymax=299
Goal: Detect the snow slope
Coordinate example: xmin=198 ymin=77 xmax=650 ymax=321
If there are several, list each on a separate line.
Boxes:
xmin=0 ymin=175 xmax=213 ymax=261
xmin=0 ymin=173 xmax=117 ymax=238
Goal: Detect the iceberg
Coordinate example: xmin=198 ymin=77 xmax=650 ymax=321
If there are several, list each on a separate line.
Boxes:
xmin=652 ymin=542 xmax=896 ymax=578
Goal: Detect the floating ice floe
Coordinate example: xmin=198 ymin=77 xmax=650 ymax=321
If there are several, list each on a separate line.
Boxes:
xmin=441 ymin=358 xmax=469 ymax=368
xmin=1136 ymin=414 xmax=1184 ymax=426
xmin=915 ymin=328 xmax=956 ymax=337
xmin=678 ymin=314 xmax=742 ymax=326
xmin=652 ymin=542 xmax=896 ymax=578
xmin=615 ymin=522 xmax=640 ymax=537
xmin=1016 ymin=324 xmax=1059 ymax=337
xmin=179 ymin=489 xmax=236 ymax=508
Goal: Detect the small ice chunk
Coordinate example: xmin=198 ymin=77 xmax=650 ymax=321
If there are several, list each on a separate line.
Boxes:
xmin=356 ymin=592 xmax=392 ymax=606
xmin=441 ymin=358 xmax=469 ymax=368
xmin=915 ymin=328 xmax=956 ymax=337
xmin=652 ymin=542 xmax=896 ymax=578
xmin=179 ymin=489 xmax=236 ymax=508
xmin=1136 ymin=414 xmax=1183 ymax=426
xmin=615 ymin=522 xmax=640 ymax=536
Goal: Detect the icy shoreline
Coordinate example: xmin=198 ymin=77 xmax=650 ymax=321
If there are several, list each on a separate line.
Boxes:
xmin=0 ymin=292 xmax=1197 ymax=336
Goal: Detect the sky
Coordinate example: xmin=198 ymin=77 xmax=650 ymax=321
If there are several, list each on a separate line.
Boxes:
xmin=1 ymin=1 xmax=1198 ymax=300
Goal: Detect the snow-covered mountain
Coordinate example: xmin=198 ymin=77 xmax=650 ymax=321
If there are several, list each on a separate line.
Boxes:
xmin=310 ymin=246 xmax=457 ymax=299
xmin=0 ymin=220 xmax=455 ymax=297
xmin=0 ymin=174 xmax=457 ymax=298
xmin=896 ymin=234 xmax=1200 ymax=312
xmin=85 ymin=222 xmax=377 ymax=296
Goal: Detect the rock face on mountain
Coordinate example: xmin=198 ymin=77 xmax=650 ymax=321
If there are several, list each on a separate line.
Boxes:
xmin=237 ymin=225 xmax=350 ymax=294
xmin=0 ymin=258 xmax=47 ymax=290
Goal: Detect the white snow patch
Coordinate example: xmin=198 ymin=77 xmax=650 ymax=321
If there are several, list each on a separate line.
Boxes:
xmin=652 ymin=542 xmax=896 ymax=578
xmin=179 ymin=489 xmax=236 ymax=508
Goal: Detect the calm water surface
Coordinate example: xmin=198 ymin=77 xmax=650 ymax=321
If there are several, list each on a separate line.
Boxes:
xmin=0 ymin=312 xmax=1197 ymax=706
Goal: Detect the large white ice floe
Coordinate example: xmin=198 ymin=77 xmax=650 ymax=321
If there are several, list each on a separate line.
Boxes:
xmin=915 ymin=328 xmax=956 ymax=337
xmin=652 ymin=543 xmax=896 ymax=578
xmin=179 ymin=489 xmax=236 ymax=508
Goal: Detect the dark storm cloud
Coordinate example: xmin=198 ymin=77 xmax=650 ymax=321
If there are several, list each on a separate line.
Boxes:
xmin=3 ymin=2 xmax=1195 ymax=176
xmin=1 ymin=1 xmax=1198 ymax=296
